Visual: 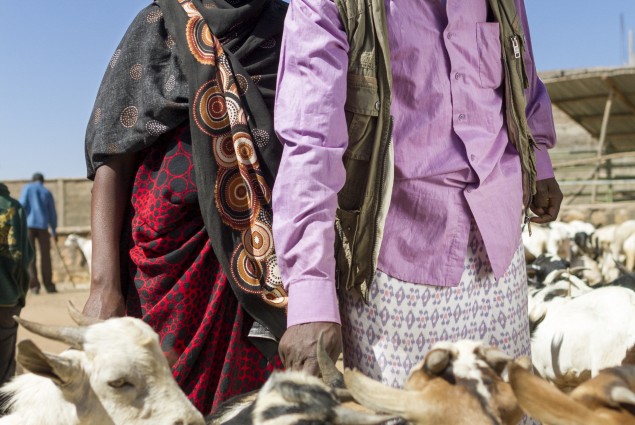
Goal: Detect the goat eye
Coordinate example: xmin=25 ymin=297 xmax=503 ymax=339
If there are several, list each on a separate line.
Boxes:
xmin=108 ymin=378 xmax=133 ymax=389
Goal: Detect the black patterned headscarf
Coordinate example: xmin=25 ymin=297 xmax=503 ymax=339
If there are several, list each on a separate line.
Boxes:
xmin=157 ymin=0 xmax=288 ymax=354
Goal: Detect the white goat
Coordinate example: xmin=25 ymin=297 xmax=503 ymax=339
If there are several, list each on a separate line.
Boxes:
xmin=531 ymin=286 xmax=635 ymax=391
xmin=343 ymin=340 xmax=528 ymax=425
xmin=0 ymin=304 xmax=204 ymax=425
xmin=64 ymin=234 xmax=92 ymax=273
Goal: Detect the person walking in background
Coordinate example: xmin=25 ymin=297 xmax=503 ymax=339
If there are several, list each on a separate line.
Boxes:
xmin=19 ymin=173 xmax=57 ymax=294
xmin=0 ymin=183 xmax=33 ymax=387
xmin=273 ymin=4 xmax=561 ymax=425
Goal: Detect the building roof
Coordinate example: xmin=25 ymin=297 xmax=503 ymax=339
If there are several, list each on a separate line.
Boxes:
xmin=541 ymin=66 xmax=635 ymax=153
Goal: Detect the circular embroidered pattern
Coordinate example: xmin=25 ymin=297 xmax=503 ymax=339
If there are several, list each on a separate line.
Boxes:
xmin=146 ymin=120 xmax=169 ymax=136
xmin=259 ymin=38 xmax=276 ymax=49
xmin=262 ymin=287 xmax=288 ymax=308
xmin=235 ymin=74 xmax=249 ymax=94
xmin=213 ymin=133 xmax=237 ymax=168
xmin=130 ymin=64 xmax=143 ymax=80
xmin=165 ymin=34 xmax=176 ymax=50
xmin=186 ymin=16 xmax=217 ymax=65
xmin=234 ymin=133 xmax=257 ymax=166
xmin=215 ymin=167 xmax=256 ymax=229
xmin=263 ymin=254 xmax=283 ymax=288
xmin=120 ymin=106 xmax=139 ymax=128
xmin=252 ymin=128 xmax=270 ymax=148
xmin=165 ymin=75 xmax=176 ymax=92
xmin=247 ymin=168 xmax=271 ymax=205
xmin=93 ymin=108 xmax=102 ymax=125
xmin=230 ymin=245 xmax=264 ymax=293
xmin=146 ymin=9 xmax=163 ymax=23
xmin=109 ymin=49 xmax=121 ymax=68
xmin=242 ymin=221 xmax=273 ymax=261
xmin=181 ymin=1 xmax=201 ymax=18
xmin=226 ymin=98 xmax=246 ymax=127
xmin=193 ymin=80 xmax=229 ymax=136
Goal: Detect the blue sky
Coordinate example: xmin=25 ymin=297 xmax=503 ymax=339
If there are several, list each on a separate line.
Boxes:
xmin=0 ymin=0 xmax=633 ymax=181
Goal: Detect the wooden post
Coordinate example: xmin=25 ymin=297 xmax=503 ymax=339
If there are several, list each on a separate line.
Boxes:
xmin=591 ymin=87 xmax=614 ymax=203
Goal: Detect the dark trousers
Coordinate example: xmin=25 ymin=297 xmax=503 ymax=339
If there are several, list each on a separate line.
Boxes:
xmin=0 ymin=305 xmax=21 ymax=387
xmin=28 ymin=228 xmax=53 ymax=290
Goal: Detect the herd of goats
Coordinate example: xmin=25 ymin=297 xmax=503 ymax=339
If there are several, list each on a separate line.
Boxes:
xmin=2 ymin=218 xmax=635 ymax=425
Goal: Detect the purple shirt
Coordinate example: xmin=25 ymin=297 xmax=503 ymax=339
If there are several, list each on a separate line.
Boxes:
xmin=273 ymin=0 xmax=556 ymax=327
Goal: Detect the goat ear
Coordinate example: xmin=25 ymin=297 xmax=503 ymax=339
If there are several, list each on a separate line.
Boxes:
xmin=422 ymin=348 xmax=450 ymax=376
xmin=509 ymin=362 xmax=606 ymax=425
xmin=333 ymin=406 xmax=399 ymax=425
xmin=17 ymin=340 xmax=77 ymax=386
xmin=477 ymin=346 xmax=512 ymax=376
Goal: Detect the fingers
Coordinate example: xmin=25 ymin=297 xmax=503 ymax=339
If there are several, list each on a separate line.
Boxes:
xmin=529 ymin=178 xmax=563 ymax=224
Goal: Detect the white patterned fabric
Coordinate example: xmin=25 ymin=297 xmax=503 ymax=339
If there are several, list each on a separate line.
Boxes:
xmin=339 ymin=224 xmax=538 ymax=425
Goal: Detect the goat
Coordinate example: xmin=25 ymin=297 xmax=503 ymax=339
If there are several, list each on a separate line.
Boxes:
xmin=343 ymin=340 xmax=528 ymax=425
xmin=64 ymin=234 xmax=92 ymax=272
xmin=205 ymin=332 xmax=392 ymax=425
xmin=0 ymin=303 xmax=205 ymax=425
xmin=530 ymin=286 xmax=635 ymax=391
xmin=510 ymin=361 xmax=635 ymax=425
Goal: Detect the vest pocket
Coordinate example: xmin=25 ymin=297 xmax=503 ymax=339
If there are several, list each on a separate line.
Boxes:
xmin=334 ymin=208 xmax=360 ymax=290
xmin=477 ymin=22 xmax=504 ymax=89
xmin=343 ymin=73 xmax=379 ymax=162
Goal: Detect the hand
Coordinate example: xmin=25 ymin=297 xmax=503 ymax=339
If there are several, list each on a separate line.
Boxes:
xmin=529 ymin=177 xmax=563 ymax=224
xmin=82 ymin=284 xmax=125 ymax=319
xmin=278 ymin=322 xmax=342 ymax=376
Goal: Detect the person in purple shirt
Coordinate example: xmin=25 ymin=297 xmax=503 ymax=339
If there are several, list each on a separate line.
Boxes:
xmin=19 ymin=172 xmax=58 ymax=294
xmin=272 ymin=0 xmax=561 ymax=415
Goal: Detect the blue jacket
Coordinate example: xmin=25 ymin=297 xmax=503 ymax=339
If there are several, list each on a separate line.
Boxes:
xmin=19 ymin=182 xmax=57 ymax=236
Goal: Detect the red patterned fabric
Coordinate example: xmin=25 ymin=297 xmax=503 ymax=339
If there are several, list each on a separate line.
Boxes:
xmin=125 ymin=125 xmax=280 ymax=414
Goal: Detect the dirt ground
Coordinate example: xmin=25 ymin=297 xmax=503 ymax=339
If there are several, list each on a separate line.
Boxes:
xmin=17 ymin=282 xmax=90 ymax=356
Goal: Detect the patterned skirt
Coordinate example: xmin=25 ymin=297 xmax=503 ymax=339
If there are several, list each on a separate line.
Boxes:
xmin=125 ymin=127 xmax=279 ymax=414
xmin=339 ymin=224 xmax=537 ymax=425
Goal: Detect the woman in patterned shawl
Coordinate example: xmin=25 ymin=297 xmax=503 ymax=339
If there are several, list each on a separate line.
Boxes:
xmin=83 ymin=0 xmax=290 ymax=414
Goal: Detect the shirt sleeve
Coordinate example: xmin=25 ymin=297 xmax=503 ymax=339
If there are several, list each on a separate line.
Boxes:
xmin=518 ymin=0 xmax=556 ymax=181
xmin=85 ymin=3 xmax=189 ymax=180
xmin=272 ymin=0 xmax=349 ymax=327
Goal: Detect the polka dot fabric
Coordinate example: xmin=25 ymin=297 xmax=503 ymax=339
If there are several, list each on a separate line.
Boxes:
xmin=126 ymin=125 xmax=280 ymax=414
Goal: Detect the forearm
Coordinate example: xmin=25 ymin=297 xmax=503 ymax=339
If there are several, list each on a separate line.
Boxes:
xmin=90 ymin=153 xmax=137 ymax=290
xmin=273 ymin=0 xmax=349 ymax=327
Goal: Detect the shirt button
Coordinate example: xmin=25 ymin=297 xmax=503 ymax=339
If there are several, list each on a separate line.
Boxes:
xmin=458 ymin=113 xmax=466 ymax=121
xmin=466 ymin=186 xmax=474 ymax=193
xmin=375 ymin=101 xmax=381 ymax=111
xmin=447 ymin=32 xmax=454 ymax=40
xmin=470 ymin=154 xmax=477 ymax=161
xmin=454 ymin=72 xmax=461 ymax=80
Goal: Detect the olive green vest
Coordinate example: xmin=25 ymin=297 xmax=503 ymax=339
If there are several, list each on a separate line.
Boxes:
xmin=333 ymin=0 xmax=536 ymax=301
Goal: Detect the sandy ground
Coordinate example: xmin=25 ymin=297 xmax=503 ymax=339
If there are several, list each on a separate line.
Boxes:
xmin=17 ymin=282 xmax=90 ymax=356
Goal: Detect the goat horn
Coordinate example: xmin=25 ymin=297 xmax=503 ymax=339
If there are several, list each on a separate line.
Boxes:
xmin=610 ymin=386 xmax=635 ymax=406
xmin=344 ymin=368 xmax=415 ymax=417
xmin=13 ymin=316 xmax=85 ymax=349
xmin=423 ymin=348 xmax=450 ymax=375
xmin=67 ymin=300 xmax=103 ymax=326
xmin=317 ymin=331 xmax=345 ymax=389
xmin=333 ymin=406 xmax=399 ymax=425
xmin=544 ymin=269 xmax=566 ymax=285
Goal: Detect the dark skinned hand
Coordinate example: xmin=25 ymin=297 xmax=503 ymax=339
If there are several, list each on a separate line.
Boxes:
xmin=529 ymin=177 xmax=563 ymax=224
xmin=278 ymin=322 xmax=342 ymax=376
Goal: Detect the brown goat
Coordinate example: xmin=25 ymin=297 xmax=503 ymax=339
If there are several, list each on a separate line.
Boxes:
xmin=510 ymin=361 xmax=635 ymax=425
xmin=343 ymin=340 xmax=528 ymax=425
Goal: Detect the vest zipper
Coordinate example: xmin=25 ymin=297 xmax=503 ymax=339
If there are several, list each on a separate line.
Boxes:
xmin=368 ymin=116 xmax=393 ymax=297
